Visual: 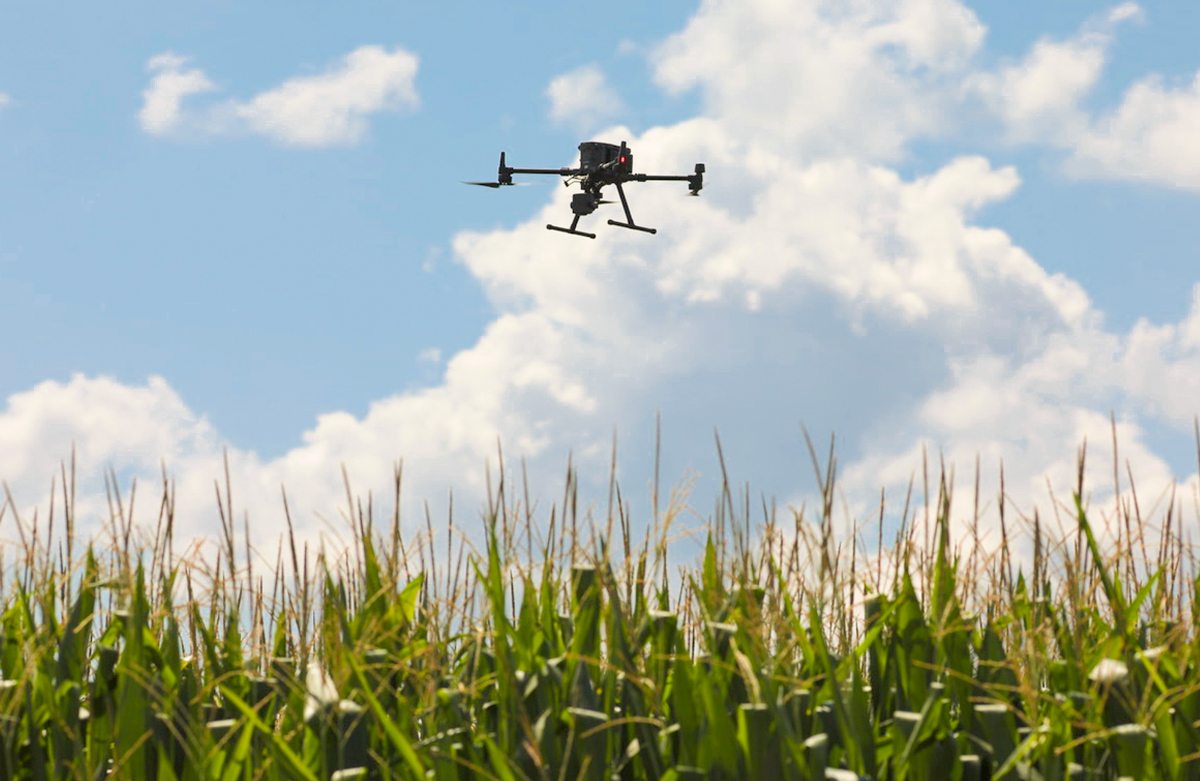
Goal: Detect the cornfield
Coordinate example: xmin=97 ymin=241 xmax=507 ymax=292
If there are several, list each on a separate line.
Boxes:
xmin=0 ymin=443 xmax=1198 ymax=780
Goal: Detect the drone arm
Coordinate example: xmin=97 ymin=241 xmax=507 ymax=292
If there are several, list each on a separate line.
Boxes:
xmin=488 ymin=151 xmax=583 ymax=185
xmin=507 ymin=167 xmax=585 ymax=176
xmin=629 ymin=163 xmax=705 ymax=194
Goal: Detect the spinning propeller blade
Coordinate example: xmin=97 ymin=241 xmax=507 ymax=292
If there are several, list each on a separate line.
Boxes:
xmin=461 ymin=181 xmax=539 ymax=187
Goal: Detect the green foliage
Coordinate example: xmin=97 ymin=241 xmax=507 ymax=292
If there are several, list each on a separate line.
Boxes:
xmin=0 ymin=458 xmax=1196 ymax=781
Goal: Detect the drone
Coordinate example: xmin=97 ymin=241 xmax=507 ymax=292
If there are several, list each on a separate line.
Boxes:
xmin=465 ymin=141 xmax=705 ymax=239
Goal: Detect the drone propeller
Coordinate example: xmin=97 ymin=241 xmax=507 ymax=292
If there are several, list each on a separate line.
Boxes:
xmin=461 ymin=181 xmax=539 ymax=188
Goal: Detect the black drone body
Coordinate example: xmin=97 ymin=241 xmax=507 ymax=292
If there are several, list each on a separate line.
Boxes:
xmin=465 ymin=141 xmax=705 ymax=238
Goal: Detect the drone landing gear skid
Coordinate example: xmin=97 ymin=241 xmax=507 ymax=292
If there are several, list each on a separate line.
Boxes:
xmin=607 ymin=182 xmax=657 ymax=235
xmin=546 ymin=215 xmax=596 ymax=239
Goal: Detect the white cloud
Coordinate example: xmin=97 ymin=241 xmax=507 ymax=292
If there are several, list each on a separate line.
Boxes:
xmin=233 ymin=46 xmax=419 ymax=146
xmin=139 ymin=53 xmax=217 ymax=135
xmin=836 ymin=315 xmax=1199 ymax=564
xmin=1109 ymin=3 xmax=1144 ymax=24
xmin=138 ymin=46 xmax=419 ymax=146
xmin=969 ymin=4 xmax=1141 ymax=143
xmin=971 ymin=40 xmax=1106 ymax=143
xmin=652 ymin=0 xmax=986 ymax=160
xmin=1069 ymin=71 xmax=1200 ymax=189
xmin=970 ymin=3 xmax=1200 ymax=191
xmin=546 ymin=64 xmax=624 ymax=131
xmin=0 ymin=311 xmax=605 ymax=552
xmin=0 ymin=375 xmax=226 ymax=542
xmin=0 ymin=92 xmax=10 ymax=110
xmin=1109 ymin=286 xmax=1200 ymax=427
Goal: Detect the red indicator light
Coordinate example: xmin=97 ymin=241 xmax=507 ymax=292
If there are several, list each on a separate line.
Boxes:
xmin=620 ymin=156 xmax=626 ymax=163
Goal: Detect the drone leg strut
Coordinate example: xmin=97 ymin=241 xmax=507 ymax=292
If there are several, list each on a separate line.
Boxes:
xmin=607 ymin=183 xmax=657 ymax=234
xmin=546 ymin=213 xmax=596 ymax=239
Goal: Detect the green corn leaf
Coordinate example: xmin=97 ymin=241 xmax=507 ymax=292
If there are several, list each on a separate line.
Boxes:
xmin=1125 ymin=570 xmax=1162 ymax=637
xmin=974 ymin=703 xmax=1017 ymax=776
xmin=480 ymin=733 xmax=519 ymax=781
xmin=1108 ymin=723 xmax=1151 ymax=780
xmin=471 ymin=516 xmax=515 ymax=750
xmin=805 ymin=732 xmax=829 ymax=778
xmin=218 ymin=718 xmax=255 ymax=781
xmin=219 ymin=686 xmax=320 ymax=781
xmin=668 ymin=656 xmax=699 ymax=765
xmin=344 ymin=652 xmax=426 ymax=778
xmin=1152 ymin=705 xmax=1181 ymax=781
xmin=701 ymin=533 xmax=722 ymax=612
xmin=114 ymin=563 xmax=152 ymax=780
xmin=395 ymin=572 xmax=424 ymax=630
xmin=25 ymin=680 xmax=48 ymax=781
xmin=696 ymin=661 xmax=738 ymax=774
xmin=272 ymin=607 xmax=290 ymax=662
xmin=566 ymin=708 xmax=608 ymax=781
xmin=737 ymin=702 xmax=772 ymax=778
xmin=808 ymin=604 xmax=866 ymax=776
xmin=56 ymin=547 xmax=97 ymax=689
xmin=1074 ymin=495 xmax=1128 ymax=636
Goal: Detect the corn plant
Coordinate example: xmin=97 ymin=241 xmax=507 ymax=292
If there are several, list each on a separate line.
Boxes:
xmin=0 ymin=445 xmax=1196 ymax=780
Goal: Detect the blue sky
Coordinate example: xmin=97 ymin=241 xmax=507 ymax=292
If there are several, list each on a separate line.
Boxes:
xmin=0 ymin=0 xmax=703 ymax=454
xmin=2 ymin=0 xmax=1199 ymax=553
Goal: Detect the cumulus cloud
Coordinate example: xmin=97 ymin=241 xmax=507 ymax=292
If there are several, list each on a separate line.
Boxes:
xmin=972 ymin=3 xmax=1200 ymax=191
xmin=546 ymin=64 xmax=624 ymax=131
xmin=652 ymin=0 xmax=987 ymax=160
xmin=139 ymin=53 xmax=217 ymax=134
xmin=834 ymin=315 xmax=1200 ymax=580
xmin=0 ymin=376 xmax=217 ymax=491
xmin=0 ymin=312 xmax=606 ymax=552
xmin=970 ymin=3 xmax=1141 ymax=143
xmin=232 ymin=46 xmax=419 ymax=146
xmin=1069 ymin=71 xmax=1200 ymax=189
xmin=972 ymin=41 xmax=1105 ymax=142
xmin=8 ymin=0 xmax=1200 ymax=568
xmin=0 ymin=376 xmax=227 ymax=544
xmin=138 ymin=46 xmax=419 ymax=146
